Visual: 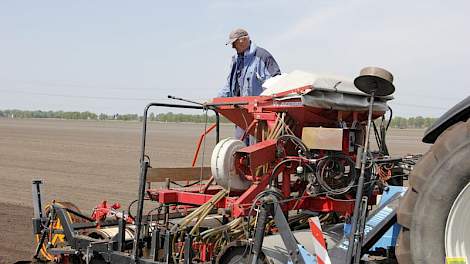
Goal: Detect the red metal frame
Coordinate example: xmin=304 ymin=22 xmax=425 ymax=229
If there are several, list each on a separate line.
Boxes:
xmin=148 ymin=185 xmax=354 ymax=217
xmin=148 ymin=153 xmax=355 ymax=216
xmin=191 ymin=123 xmax=217 ymax=167
xmin=235 ymin=139 xmax=277 ymax=176
xmin=212 ymin=95 xmax=384 ymax=136
xmin=147 ymin=91 xmax=381 ymax=218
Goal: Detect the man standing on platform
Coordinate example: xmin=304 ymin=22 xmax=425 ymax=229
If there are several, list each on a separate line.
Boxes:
xmin=218 ymin=28 xmax=281 ymax=144
xmin=219 ymin=28 xmax=281 ymax=98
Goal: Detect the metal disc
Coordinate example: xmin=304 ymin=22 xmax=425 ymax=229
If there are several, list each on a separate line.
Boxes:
xmin=354 ymin=67 xmax=395 ymax=96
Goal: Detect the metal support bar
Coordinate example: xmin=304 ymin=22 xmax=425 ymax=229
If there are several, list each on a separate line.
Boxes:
xmin=204 ymin=101 xmax=249 ymax=107
xmin=273 ymin=202 xmax=306 ymax=264
xmin=250 ymin=202 xmax=271 ymax=264
xmin=64 ymin=207 xmax=96 ymax=222
xmin=215 ymin=112 xmax=220 ymax=143
xmin=117 ymin=215 xmax=126 ymax=252
xmin=164 ymin=178 xmax=170 ymax=228
xmin=191 ymin=123 xmax=217 ymax=167
xmin=163 ymin=231 xmax=172 ymax=264
xmin=346 ymin=91 xmax=375 ymax=263
xmin=32 ymin=180 xmax=44 ymax=219
xmin=33 ymin=211 xmax=52 ymax=259
xmin=54 ymin=205 xmax=75 ymax=240
xmin=250 ymin=194 xmax=307 ymax=264
xmin=184 ymin=233 xmax=194 ymax=264
xmin=132 ymin=161 xmax=150 ymax=260
xmin=353 ymin=197 xmax=368 ymax=264
xmin=32 ymin=180 xmax=45 ymax=236
xmin=150 ymin=228 xmax=160 ymax=261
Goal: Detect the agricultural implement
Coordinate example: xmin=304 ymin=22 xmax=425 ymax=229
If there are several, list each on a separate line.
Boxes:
xmin=31 ymin=67 xmax=469 ymax=264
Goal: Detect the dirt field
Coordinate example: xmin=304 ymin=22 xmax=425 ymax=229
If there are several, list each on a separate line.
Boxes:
xmin=0 ymin=118 xmax=430 ymax=263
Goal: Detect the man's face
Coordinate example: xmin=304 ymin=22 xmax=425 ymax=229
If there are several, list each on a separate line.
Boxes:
xmin=232 ymin=37 xmax=249 ymax=54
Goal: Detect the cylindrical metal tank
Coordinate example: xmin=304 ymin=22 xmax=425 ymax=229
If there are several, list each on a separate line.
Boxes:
xmin=211 ymin=138 xmax=251 ymax=191
xmin=86 ymin=225 xmax=136 ymax=241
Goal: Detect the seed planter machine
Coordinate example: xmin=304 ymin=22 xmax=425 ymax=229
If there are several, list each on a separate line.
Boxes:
xmin=31 ymin=67 xmax=424 ymax=264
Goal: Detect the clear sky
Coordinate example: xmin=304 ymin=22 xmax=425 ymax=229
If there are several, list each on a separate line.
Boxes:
xmin=0 ymin=0 xmax=468 ymax=117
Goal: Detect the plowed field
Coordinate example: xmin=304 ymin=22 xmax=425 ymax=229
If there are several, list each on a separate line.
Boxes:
xmin=0 ymin=119 xmax=430 ymax=263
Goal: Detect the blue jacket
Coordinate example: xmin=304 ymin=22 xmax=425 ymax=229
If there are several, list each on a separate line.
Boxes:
xmin=219 ymin=42 xmax=281 ymax=97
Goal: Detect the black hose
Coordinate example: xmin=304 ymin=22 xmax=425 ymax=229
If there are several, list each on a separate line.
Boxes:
xmin=170 ymin=180 xmax=201 ymax=188
xmin=372 ymin=121 xmax=384 ymax=152
xmin=276 ymin=134 xmax=309 ymax=157
xmin=127 ymin=198 xmax=150 ymax=219
xmin=386 ymin=106 xmax=393 ymax=131
xmin=372 ymin=118 xmax=390 ymax=155
xmin=316 ymin=154 xmax=357 ymax=195
xmin=380 ymin=121 xmax=389 ymax=155
xmin=268 ymin=158 xmax=300 ymax=187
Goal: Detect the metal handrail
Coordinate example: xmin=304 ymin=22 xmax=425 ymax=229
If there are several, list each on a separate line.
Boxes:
xmin=132 ymin=102 xmax=220 ymax=260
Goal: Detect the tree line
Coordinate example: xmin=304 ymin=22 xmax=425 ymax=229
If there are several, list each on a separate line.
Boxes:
xmin=1 ymin=109 xmax=437 ymax=128
xmin=0 ymin=110 xmax=225 ymax=123
xmin=388 ymin=116 xmax=438 ymax=129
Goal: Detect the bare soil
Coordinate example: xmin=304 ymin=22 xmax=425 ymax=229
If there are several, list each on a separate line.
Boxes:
xmin=0 ymin=119 xmax=430 ymax=263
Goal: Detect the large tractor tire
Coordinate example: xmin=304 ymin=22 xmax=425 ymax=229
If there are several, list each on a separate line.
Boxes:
xmin=396 ymin=120 xmax=470 ymax=263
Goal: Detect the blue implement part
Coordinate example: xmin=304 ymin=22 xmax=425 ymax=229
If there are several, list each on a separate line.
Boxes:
xmin=370 ymin=186 xmax=407 ymax=251
xmin=328 ymin=189 xmax=404 ymax=262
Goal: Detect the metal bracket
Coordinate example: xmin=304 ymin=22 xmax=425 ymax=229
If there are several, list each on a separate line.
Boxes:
xmin=250 ymin=194 xmax=308 ymax=264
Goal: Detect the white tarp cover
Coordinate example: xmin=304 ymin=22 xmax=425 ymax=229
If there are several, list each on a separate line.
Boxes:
xmin=262 ymin=70 xmax=392 ymax=112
